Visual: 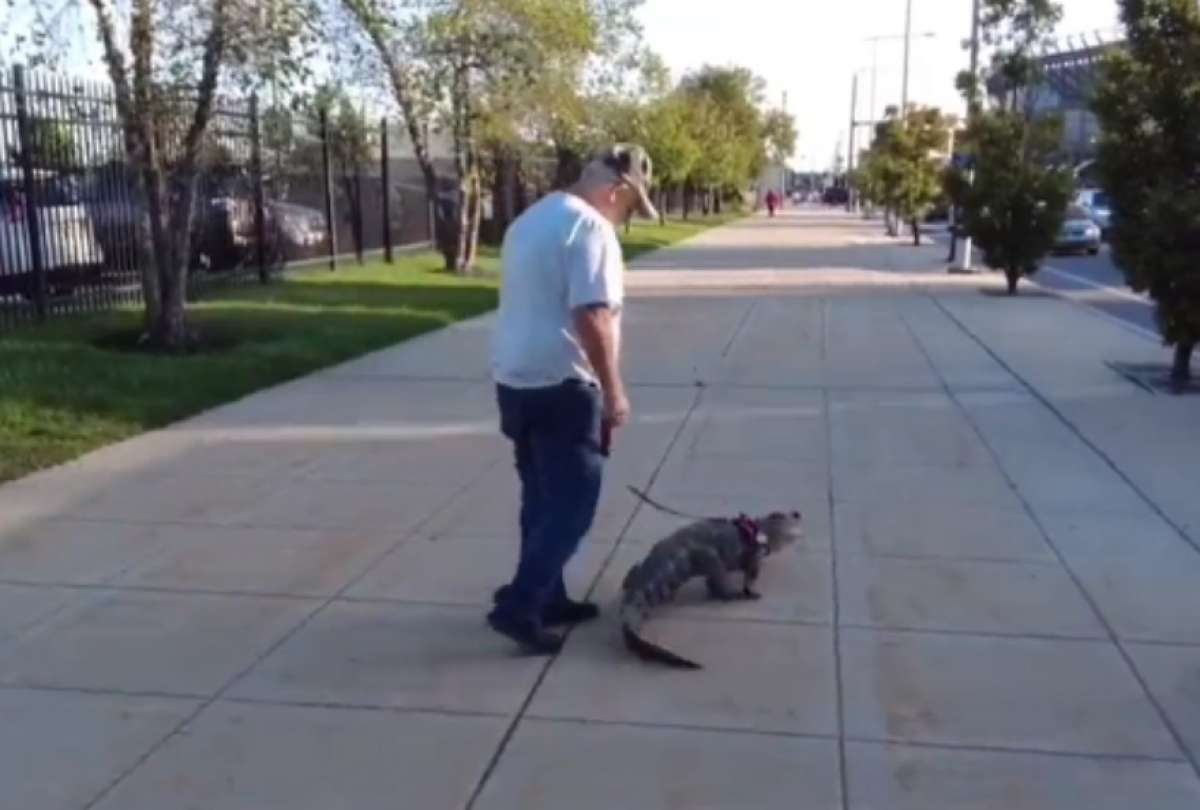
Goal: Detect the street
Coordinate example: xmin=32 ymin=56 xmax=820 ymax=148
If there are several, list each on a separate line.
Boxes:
xmin=1037 ymin=245 xmax=1160 ymax=339
xmin=931 ymin=225 xmax=1161 ymax=340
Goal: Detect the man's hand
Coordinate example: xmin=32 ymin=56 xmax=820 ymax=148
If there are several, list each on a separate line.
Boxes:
xmin=573 ymin=304 xmax=629 ymax=450
xmin=603 ymin=386 xmax=631 ymax=429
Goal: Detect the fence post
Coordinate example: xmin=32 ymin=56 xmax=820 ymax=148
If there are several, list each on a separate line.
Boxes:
xmin=319 ymin=107 xmax=337 ymax=272
xmin=353 ymin=152 xmax=363 ymax=265
xmin=12 ymin=65 xmax=48 ymax=320
xmin=381 ymin=118 xmax=393 ymax=264
xmin=249 ymin=92 xmax=269 ymax=284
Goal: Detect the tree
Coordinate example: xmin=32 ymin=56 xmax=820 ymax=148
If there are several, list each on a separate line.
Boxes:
xmin=762 ymin=108 xmax=797 ymax=166
xmin=859 ymin=106 xmax=950 ymax=245
xmin=858 ymin=108 xmax=905 ymax=236
xmin=948 ymin=0 xmax=1069 ymax=294
xmin=1093 ymin=0 xmax=1200 ymax=384
xmin=340 ymin=0 xmax=613 ymax=273
xmin=640 ymin=94 xmax=701 ymax=222
xmin=47 ymin=0 xmax=320 ymax=348
xmin=678 ymin=65 xmax=768 ymax=213
xmin=957 ymin=110 xmax=1071 ymax=293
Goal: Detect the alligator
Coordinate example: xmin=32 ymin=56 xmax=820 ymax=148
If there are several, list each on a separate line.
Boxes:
xmin=619 ymin=487 xmax=804 ymax=669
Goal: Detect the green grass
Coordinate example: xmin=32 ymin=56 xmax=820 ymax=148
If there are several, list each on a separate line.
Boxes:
xmin=0 ymin=213 xmax=735 ymax=484
xmin=620 ymin=213 xmax=742 ymax=260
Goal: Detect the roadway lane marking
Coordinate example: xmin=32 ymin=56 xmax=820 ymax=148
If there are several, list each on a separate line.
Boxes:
xmin=1041 ymin=264 xmax=1152 ymax=306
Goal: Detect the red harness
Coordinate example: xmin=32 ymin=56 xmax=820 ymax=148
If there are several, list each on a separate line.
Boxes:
xmin=732 ymin=514 xmax=767 ymax=555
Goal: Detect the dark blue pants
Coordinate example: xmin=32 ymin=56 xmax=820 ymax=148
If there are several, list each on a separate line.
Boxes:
xmin=494 ymin=379 xmax=605 ymax=623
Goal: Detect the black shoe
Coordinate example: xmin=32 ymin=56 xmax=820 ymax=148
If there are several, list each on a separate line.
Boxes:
xmin=493 ymin=585 xmax=600 ymax=626
xmin=543 ymin=599 xmax=600 ymax=626
xmin=486 ymin=608 xmax=563 ymax=654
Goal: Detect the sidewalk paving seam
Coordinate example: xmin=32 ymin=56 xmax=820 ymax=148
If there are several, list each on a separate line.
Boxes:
xmin=299 ymin=374 xmax=1024 ymax=395
xmin=77 ymin=456 xmax=504 ymax=810
xmin=222 ymin=695 xmax=510 ymax=720
xmin=836 ymin=623 xmax=1109 ymax=643
xmin=0 ymin=681 xmax=208 ymax=702
xmin=720 ymin=299 xmax=758 ymax=357
xmin=0 ymin=580 xmax=325 ymax=602
xmin=462 ymin=386 xmax=707 ymax=810
xmin=834 ymin=550 xmax=1062 ymax=566
xmin=332 ymin=596 xmax=833 ymax=627
xmin=901 ymin=305 xmax=1200 ymax=782
xmin=927 ymin=293 xmax=1200 ymax=559
xmin=821 ymin=296 xmax=852 ymax=810
xmin=21 ymin=513 xmax=466 ymax=534
xmin=518 ymin=713 xmax=840 ymax=742
xmin=846 ymin=735 xmax=1190 ymax=764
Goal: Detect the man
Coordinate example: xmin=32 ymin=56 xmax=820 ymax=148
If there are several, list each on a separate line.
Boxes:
xmin=765 ymin=188 xmax=778 ymax=218
xmin=487 ymin=144 xmax=658 ymax=654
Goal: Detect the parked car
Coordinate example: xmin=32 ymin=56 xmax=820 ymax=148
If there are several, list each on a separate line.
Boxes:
xmin=85 ymin=166 xmax=328 ymax=274
xmin=1074 ymin=188 xmax=1112 ymax=238
xmin=1053 ymin=205 xmax=1102 ymax=256
xmin=822 ymin=187 xmax=849 ymax=206
xmin=0 ymin=168 xmax=106 ymax=299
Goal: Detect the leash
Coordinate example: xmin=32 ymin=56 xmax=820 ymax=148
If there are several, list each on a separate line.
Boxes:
xmin=626 ymin=484 xmax=771 ymax=554
xmin=626 ymin=485 xmax=719 ymax=522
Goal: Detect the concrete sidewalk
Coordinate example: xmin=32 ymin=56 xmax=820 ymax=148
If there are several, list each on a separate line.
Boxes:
xmin=4 ymin=208 xmax=1200 ymax=809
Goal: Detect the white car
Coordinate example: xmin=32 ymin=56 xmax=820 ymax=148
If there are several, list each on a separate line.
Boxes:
xmin=1053 ymin=205 xmax=1102 ymax=255
xmin=0 ymin=168 xmax=105 ymax=298
xmin=1074 ymin=188 xmax=1113 ymax=238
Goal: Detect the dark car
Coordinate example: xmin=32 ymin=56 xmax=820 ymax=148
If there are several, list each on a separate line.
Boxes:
xmin=822 ymin=187 xmax=849 ymax=206
xmin=85 ymin=166 xmax=328 ymax=274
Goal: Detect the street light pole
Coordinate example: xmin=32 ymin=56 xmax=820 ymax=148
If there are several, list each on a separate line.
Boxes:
xmin=870 ymin=39 xmax=879 ymax=145
xmin=847 ymin=73 xmax=859 ymax=212
xmin=865 ymin=29 xmax=935 ymax=141
xmin=901 ymin=0 xmax=913 ymax=117
xmin=958 ymin=0 xmax=982 ymax=272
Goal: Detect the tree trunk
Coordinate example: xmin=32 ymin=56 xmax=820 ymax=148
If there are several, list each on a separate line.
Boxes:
xmin=496 ymin=147 xmax=516 ymax=237
xmin=154 ymin=165 xmax=205 ymax=348
xmin=553 ymin=145 xmax=580 ymax=189
xmin=911 ymin=218 xmax=920 ymax=246
xmin=713 ymin=189 xmax=722 ymax=215
xmin=514 ymin=158 xmax=528 ymax=215
xmin=682 ymin=183 xmax=691 ymax=220
xmin=1005 ymin=268 xmax=1020 ymax=296
xmin=346 ymin=3 xmax=450 ymax=269
xmin=151 ymin=257 xmax=188 ymax=347
xmin=452 ymin=181 xmax=470 ymax=274
xmin=464 ymin=166 xmax=482 ymax=271
xmin=1171 ymin=342 xmax=1194 ymax=384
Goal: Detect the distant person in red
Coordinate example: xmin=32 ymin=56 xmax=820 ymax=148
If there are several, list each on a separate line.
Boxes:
xmin=765 ymin=189 xmax=778 ymax=217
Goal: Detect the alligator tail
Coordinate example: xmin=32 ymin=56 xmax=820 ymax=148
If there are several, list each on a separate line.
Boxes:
xmin=621 ymin=622 xmax=702 ymax=670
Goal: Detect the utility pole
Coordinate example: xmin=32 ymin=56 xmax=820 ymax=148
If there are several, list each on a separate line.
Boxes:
xmin=958 ymin=0 xmax=982 ymax=272
xmin=781 ymin=91 xmax=789 ymax=198
xmin=847 ymin=74 xmax=859 ymax=212
xmin=869 ymin=40 xmax=879 ymax=146
xmin=901 ymin=0 xmax=913 ymax=118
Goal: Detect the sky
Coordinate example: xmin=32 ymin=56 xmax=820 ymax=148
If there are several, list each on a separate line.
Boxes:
xmin=2 ymin=0 xmax=1123 ymax=169
xmin=637 ymin=0 xmax=1123 ymax=171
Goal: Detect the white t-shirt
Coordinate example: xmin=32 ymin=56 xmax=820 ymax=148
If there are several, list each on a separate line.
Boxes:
xmin=490 ymin=191 xmax=624 ymax=389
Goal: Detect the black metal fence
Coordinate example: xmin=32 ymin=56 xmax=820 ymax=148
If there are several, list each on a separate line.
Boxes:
xmin=0 ymin=65 xmax=434 ymax=328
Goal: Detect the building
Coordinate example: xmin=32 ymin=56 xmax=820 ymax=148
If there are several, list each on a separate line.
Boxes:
xmin=988 ymin=38 xmax=1121 ymax=170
